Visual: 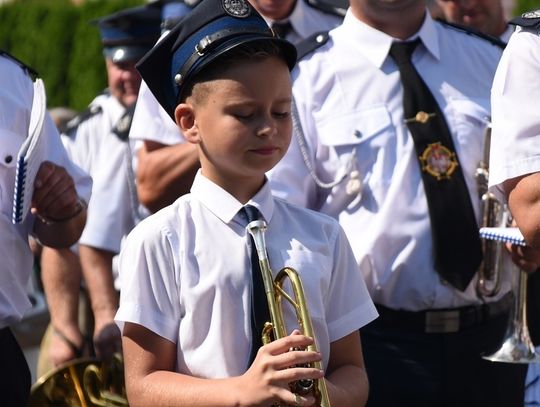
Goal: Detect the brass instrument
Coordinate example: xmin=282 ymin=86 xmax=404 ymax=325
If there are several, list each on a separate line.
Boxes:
xmin=475 ymin=120 xmax=504 ymax=297
xmin=247 ymin=220 xmax=330 ymax=407
xmin=483 ymin=264 xmax=540 ymax=363
xmin=476 ymin=120 xmax=540 ymax=363
xmin=28 ymin=353 xmax=128 ymax=406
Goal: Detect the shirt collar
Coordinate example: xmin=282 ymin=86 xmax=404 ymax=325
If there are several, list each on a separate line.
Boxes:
xmin=261 ymin=0 xmax=319 ymax=39
xmin=190 ymin=170 xmax=275 ymax=225
xmin=340 ymin=8 xmax=440 ymax=68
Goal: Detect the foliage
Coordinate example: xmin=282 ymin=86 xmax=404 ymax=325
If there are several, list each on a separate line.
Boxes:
xmin=514 ymin=0 xmax=540 ymax=16
xmin=0 ymin=0 xmax=144 ymax=111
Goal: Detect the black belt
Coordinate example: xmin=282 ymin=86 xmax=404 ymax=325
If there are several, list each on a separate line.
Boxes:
xmin=374 ymin=293 xmax=512 ymax=334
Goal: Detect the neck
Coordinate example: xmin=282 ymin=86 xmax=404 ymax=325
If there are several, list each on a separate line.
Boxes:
xmin=350 ymin=0 xmax=426 ymax=40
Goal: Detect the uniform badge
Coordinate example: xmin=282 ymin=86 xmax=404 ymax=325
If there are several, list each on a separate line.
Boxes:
xmin=419 ymin=142 xmax=458 ymax=180
xmin=522 ymin=10 xmax=540 ymax=18
xmin=222 ymin=0 xmax=251 ymax=18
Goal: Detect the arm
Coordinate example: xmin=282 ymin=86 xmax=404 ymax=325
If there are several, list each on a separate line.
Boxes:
xmin=507 ymin=174 xmax=540 ymax=250
xmin=78 ymin=244 xmax=121 ymax=360
xmin=325 ymin=331 xmax=369 ymax=406
xmin=122 ymin=323 xmax=324 ymax=407
xmin=32 ymin=161 xmax=87 ymax=247
xmin=136 ymin=140 xmax=199 ymax=213
xmin=40 ymin=246 xmax=85 ymax=366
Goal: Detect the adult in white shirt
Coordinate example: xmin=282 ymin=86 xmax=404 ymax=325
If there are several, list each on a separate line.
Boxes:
xmin=489 ymin=11 xmax=540 ymax=406
xmin=267 ymin=0 xmax=536 ymax=404
xmin=131 ymin=0 xmax=346 ymax=213
xmin=435 ymin=0 xmax=514 ymax=42
xmin=0 ymin=52 xmax=91 ymax=405
xmin=38 ymin=4 xmax=160 ymax=372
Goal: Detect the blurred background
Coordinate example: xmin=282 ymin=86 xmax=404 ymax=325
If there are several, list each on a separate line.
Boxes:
xmin=1 ymin=0 xmax=538 ymax=387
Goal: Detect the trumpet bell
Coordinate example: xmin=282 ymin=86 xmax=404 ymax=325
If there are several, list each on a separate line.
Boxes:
xmin=483 ymin=325 xmax=540 ymax=364
xmin=483 ymin=269 xmax=540 ymax=364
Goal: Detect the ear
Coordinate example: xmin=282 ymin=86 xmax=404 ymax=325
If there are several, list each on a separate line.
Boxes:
xmin=174 ymin=103 xmax=200 ymax=144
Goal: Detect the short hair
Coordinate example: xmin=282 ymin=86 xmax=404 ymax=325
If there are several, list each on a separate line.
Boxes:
xmin=180 ymin=39 xmax=288 ymax=103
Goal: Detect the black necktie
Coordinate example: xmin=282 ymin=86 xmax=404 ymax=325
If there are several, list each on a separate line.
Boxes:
xmin=242 ymin=205 xmax=271 ymax=365
xmin=389 ymin=40 xmax=483 ymax=291
xmin=271 ymin=21 xmax=292 ymax=39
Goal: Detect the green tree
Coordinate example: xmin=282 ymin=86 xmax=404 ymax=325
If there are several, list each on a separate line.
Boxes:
xmin=0 ymin=0 xmax=144 ymax=111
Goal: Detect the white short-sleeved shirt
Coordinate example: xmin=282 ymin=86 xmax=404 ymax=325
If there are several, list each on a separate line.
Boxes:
xmin=62 ymin=92 xmax=140 ymax=254
xmin=489 ymin=26 xmax=540 ymax=202
xmin=129 ymin=0 xmax=344 ymax=148
xmin=268 ymin=11 xmax=506 ymax=311
xmin=0 ymin=56 xmax=91 ymax=328
xmin=116 ymin=171 xmax=377 ymax=377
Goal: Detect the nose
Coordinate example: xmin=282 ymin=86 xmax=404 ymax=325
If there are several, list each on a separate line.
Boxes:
xmin=256 ymin=114 xmax=278 ymax=137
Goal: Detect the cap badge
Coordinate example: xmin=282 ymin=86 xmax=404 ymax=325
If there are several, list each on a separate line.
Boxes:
xmin=222 ymin=0 xmax=251 ymax=18
xmin=419 ymin=142 xmax=458 ymax=180
xmin=522 ymin=10 xmax=540 ymax=18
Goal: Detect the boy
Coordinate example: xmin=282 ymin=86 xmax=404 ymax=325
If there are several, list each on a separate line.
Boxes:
xmin=114 ymin=0 xmax=377 ymax=406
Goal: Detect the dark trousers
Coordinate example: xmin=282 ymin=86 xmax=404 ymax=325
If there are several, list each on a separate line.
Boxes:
xmin=0 ymin=327 xmax=31 ymax=406
xmin=361 ymin=309 xmax=527 ymax=407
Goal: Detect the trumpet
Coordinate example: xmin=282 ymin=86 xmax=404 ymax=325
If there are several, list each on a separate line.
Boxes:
xmin=247 ymin=220 xmax=330 ymax=407
xmin=475 ymin=119 xmax=504 ymax=297
xmin=28 ymin=352 xmax=128 ymax=406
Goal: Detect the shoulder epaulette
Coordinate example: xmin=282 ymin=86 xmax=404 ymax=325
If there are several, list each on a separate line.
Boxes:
xmin=510 ymin=10 xmax=540 ymax=28
xmin=304 ymin=0 xmax=347 ymax=17
xmin=436 ymin=19 xmax=506 ymax=49
xmin=112 ymin=103 xmax=136 ymax=141
xmin=63 ymin=104 xmax=103 ymax=135
xmin=0 ymin=50 xmax=38 ymax=80
xmin=295 ymin=31 xmax=330 ymax=61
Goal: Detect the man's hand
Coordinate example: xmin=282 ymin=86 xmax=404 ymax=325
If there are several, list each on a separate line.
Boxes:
xmin=32 ymin=161 xmax=82 ymax=222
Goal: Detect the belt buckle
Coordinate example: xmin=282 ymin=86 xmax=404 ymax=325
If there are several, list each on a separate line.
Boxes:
xmin=425 ymin=310 xmax=460 ymax=333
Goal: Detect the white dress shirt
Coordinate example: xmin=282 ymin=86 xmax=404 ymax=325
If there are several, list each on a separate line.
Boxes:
xmin=62 ymin=92 xmax=140 ymax=254
xmin=116 ymin=171 xmax=377 ymax=377
xmin=269 ymin=10 xmax=506 ymax=311
xmin=489 ymin=26 xmax=540 ymax=201
xmin=0 ymin=56 xmax=91 ymax=328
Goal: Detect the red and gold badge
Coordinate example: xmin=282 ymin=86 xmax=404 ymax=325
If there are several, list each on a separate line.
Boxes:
xmin=419 ymin=142 xmax=458 ymax=180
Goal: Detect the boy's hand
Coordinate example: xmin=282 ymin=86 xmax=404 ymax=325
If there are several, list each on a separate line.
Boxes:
xmin=239 ymin=330 xmax=324 ymax=406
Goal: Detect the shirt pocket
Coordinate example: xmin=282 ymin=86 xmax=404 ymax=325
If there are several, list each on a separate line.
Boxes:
xmin=315 ymin=105 xmax=396 ymax=199
xmin=446 ymin=98 xmax=490 ymax=177
xmin=0 ymin=130 xmax=21 ymax=206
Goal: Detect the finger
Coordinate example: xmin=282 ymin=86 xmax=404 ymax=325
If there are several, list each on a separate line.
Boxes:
xmin=273 ymin=365 xmax=324 ymax=384
xmin=33 ymin=165 xmax=71 ymax=208
xmin=271 ymin=349 xmax=322 ymax=370
xmin=274 ymin=388 xmax=316 ymax=407
xmin=265 ymin=334 xmax=315 ymax=355
xmin=34 ymin=161 xmax=56 ymax=189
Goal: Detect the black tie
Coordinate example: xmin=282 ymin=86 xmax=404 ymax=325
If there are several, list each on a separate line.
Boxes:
xmin=389 ymin=40 xmax=483 ymax=291
xmin=242 ymin=205 xmax=271 ymax=365
xmin=271 ymin=21 xmax=292 ymax=39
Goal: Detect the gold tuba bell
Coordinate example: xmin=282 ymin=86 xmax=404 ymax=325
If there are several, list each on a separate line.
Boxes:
xmin=247 ymin=220 xmax=330 ymax=407
xmin=28 ymin=352 xmax=128 ymax=406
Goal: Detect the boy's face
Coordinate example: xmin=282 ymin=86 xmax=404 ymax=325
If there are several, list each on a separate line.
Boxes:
xmin=177 ymin=56 xmax=292 ymax=197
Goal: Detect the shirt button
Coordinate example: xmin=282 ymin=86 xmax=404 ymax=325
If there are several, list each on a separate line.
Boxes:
xmin=5 ymin=155 xmax=12 ymax=164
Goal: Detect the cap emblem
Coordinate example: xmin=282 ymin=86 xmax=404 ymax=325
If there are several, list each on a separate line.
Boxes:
xmin=419 ymin=142 xmax=458 ymax=180
xmin=522 ymin=10 xmax=540 ymax=18
xmin=222 ymin=0 xmax=251 ymax=18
